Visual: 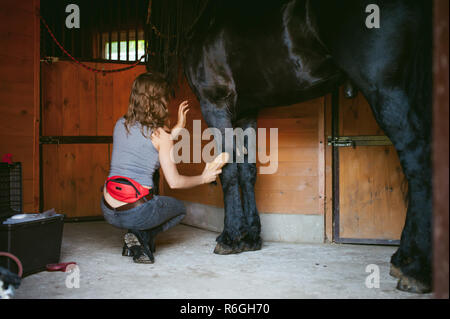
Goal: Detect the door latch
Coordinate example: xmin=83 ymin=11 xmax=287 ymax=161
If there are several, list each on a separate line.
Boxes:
xmin=327 ymin=136 xmax=392 ymax=147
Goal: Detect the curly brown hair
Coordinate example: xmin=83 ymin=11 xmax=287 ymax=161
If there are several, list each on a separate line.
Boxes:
xmin=124 ymin=72 xmax=169 ymax=138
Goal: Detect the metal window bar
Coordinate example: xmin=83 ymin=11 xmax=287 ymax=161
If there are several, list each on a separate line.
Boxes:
xmin=108 ymin=4 xmax=112 ymax=60
xmin=126 ymin=1 xmax=130 ymax=62
xmin=135 ymin=1 xmax=139 ymax=62
xmin=117 ymin=1 xmax=121 ymax=61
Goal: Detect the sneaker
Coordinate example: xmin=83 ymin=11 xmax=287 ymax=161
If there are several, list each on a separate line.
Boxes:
xmin=124 ymin=232 xmax=154 ymax=264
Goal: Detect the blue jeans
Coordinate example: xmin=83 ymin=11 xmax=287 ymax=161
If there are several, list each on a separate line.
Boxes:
xmin=101 ymin=195 xmax=186 ymax=232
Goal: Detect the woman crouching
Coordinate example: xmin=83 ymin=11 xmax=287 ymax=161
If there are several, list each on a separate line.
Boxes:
xmin=101 ymin=72 xmax=221 ymax=264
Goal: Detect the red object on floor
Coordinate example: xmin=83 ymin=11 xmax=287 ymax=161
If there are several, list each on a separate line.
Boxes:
xmin=2 ymin=153 xmax=13 ymax=164
xmin=46 ymin=262 xmax=77 ymax=272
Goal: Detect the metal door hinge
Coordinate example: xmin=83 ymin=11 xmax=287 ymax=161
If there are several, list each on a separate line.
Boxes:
xmin=39 ymin=136 xmax=113 ymax=144
xmin=327 ymin=136 xmax=392 ymax=147
xmin=39 ymin=136 xmax=60 ymax=144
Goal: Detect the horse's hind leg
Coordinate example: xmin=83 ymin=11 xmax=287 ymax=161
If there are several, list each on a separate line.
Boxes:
xmin=234 ymin=116 xmax=262 ymax=252
xmin=367 ymin=88 xmax=432 ymax=293
xmin=317 ymin=0 xmax=433 ymax=293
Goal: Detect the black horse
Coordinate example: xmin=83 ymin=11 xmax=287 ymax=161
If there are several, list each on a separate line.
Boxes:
xmin=183 ymin=0 xmax=432 ymax=293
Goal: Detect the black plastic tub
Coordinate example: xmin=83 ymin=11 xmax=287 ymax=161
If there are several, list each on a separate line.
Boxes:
xmin=0 ymin=163 xmax=64 ymax=276
xmin=0 ymin=216 xmax=64 ymax=276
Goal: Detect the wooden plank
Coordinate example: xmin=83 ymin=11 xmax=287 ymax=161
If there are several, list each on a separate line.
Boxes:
xmin=41 ymin=63 xmax=63 ymax=136
xmin=339 ymin=88 xmax=385 ymax=136
xmin=0 ymin=32 xmax=33 ymax=57
xmin=318 ymin=96 xmax=326 ymax=220
xmin=74 ymin=144 xmax=108 ymax=217
xmin=0 ymin=1 xmax=37 ymax=16
xmin=42 ymin=144 xmax=109 ymax=217
xmin=61 ymin=63 xmax=81 ymax=135
xmin=78 ymin=64 xmax=97 ymax=135
xmin=255 ymin=190 xmax=319 ymax=214
xmin=255 ymin=175 xmax=317 ymax=192
xmin=112 ymin=71 xmax=130 ymax=123
xmin=260 ymin=132 xmax=318 ymax=148
xmin=261 ymin=147 xmax=317 ymax=163
xmin=0 ymin=103 xmax=35 ymax=137
xmin=324 ymin=93 xmax=333 ymax=242
xmin=0 ymin=81 xmax=35 ymax=107
xmin=32 ymin=0 xmax=40 ymax=212
xmin=0 ymin=0 xmax=40 ymax=212
xmin=58 ymin=144 xmax=78 ymax=216
xmin=257 ymin=118 xmax=318 ymax=132
xmin=0 ymin=55 xmax=34 ymax=82
xmin=258 ymin=98 xmax=322 ymax=118
xmin=0 ymin=9 xmax=35 ymax=38
xmin=339 ymin=146 xmax=407 ymax=239
xmin=22 ymin=179 xmax=35 ymax=211
xmin=42 ymin=144 xmax=61 ymax=213
xmin=261 ymin=161 xmax=318 ymax=177
xmin=337 ymin=87 xmax=407 ymax=241
xmin=96 ymin=68 xmax=115 ymax=135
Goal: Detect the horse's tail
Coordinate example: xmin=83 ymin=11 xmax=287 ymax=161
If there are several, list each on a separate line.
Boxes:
xmin=402 ymin=0 xmax=433 ymax=132
xmin=398 ymin=0 xmax=433 ymax=207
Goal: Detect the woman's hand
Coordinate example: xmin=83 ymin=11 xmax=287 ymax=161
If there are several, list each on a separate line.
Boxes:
xmin=174 ymin=100 xmax=190 ymax=130
xmin=201 ymin=166 xmax=222 ymax=184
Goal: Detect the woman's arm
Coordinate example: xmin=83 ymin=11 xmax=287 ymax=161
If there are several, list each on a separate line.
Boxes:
xmin=155 ymin=128 xmax=221 ymax=189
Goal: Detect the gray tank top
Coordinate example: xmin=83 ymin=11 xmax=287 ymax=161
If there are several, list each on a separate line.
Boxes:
xmin=108 ymin=117 xmax=160 ymax=187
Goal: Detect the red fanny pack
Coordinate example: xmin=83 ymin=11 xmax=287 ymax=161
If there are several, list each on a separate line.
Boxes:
xmin=105 ymin=176 xmax=150 ymax=203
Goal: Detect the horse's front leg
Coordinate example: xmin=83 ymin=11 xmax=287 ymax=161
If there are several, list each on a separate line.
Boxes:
xmin=201 ymin=101 xmax=247 ymax=254
xmin=235 ymin=117 xmax=262 ymax=252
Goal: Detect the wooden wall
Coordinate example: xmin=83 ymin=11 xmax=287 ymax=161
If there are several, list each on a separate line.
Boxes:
xmin=41 ymin=61 xmax=146 ymax=217
xmin=0 ymin=0 xmax=40 ymax=212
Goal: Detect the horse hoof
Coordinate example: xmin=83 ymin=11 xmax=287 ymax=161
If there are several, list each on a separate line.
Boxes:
xmin=396 ymin=275 xmax=431 ymax=294
xmin=214 ymin=242 xmax=244 ymax=255
xmin=390 ymin=263 xmax=403 ymax=279
xmin=243 ymin=238 xmax=262 ymax=252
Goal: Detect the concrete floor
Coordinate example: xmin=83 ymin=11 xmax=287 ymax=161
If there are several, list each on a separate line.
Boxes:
xmin=15 ymin=221 xmax=431 ymax=299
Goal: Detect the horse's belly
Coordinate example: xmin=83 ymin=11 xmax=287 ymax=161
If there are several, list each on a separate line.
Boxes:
xmin=233 ymin=55 xmax=341 ymax=109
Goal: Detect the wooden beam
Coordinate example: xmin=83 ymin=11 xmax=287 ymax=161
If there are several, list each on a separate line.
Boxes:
xmin=433 ymin=0 xmax=449 ymax=299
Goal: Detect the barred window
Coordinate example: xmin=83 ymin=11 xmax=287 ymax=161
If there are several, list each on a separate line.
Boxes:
xmin=40 ymin=0 xmax=148 ymax=63
xmin=102 ymin=31 xmax=145 ymax=61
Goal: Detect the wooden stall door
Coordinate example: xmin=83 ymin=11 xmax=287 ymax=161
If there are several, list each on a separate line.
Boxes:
xmin=41 ymin=61 xmax=147 ymax=218
xmin=333 ymin=89 xmax=407 ymax=244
